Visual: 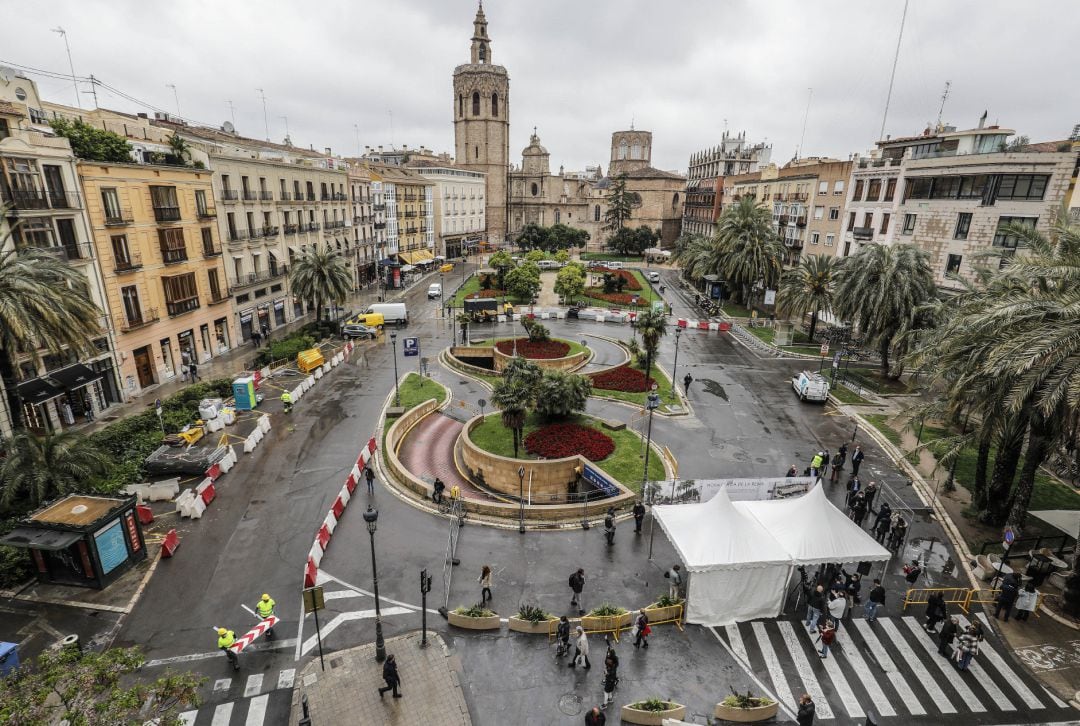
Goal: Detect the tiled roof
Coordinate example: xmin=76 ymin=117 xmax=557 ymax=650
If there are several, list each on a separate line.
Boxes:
xmin=1020 ymin=140 xmax=1072 ymax=153
xmin=0 ymin=100 xmax=25 ymax=117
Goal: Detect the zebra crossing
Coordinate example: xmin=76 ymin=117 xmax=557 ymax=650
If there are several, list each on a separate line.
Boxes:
xmin=178 ymin=669 xmax=295 ymax=726
xmin=718 ymin=613 xmax=1076 ymax=724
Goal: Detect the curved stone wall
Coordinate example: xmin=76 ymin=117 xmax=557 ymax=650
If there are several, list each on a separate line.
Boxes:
xmin=491 ymin=344 xmax=588 ymax=373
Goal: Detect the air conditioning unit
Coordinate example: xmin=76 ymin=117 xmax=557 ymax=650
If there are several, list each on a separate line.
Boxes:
xmin=153 ymin=112 xmax=171 ymax=122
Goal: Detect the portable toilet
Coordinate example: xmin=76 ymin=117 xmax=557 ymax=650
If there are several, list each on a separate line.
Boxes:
xmin=232 ymin=376 xmax=257 ymax=411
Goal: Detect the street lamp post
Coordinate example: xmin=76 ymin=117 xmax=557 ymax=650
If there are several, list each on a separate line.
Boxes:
xmin=440 ymin=273 xmax=445 ymax=318
xmin=362 ymin=506 xmax=386 ymax=662
xmin=390 ymin=331 xmax=400 ymax=406
xmin=518 ymin=465 xmax=526 ymax=533
xmin=670 ymin=327 xmax=682 ymax=400
xmin=642 ymin=387 xmax=660 ymax=491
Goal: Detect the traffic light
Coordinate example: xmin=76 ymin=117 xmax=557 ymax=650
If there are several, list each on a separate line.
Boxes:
xmin=420 ymin=568 xmax=432 ymax=594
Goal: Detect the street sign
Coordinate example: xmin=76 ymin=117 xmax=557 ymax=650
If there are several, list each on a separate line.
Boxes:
xmin=302 ymin=586 xmax=325 ymax=614
xmin=403 ymin=337 xmax=419 ymax=357
xmin=820 ymin=342 xmax=829 ymax=356
xmin=763 ymin=289 xmax=776 ymax=306
xmin=1003 ymin=526 xmax=1016 ymax=546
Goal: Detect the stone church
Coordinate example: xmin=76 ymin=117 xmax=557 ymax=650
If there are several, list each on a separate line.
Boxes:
xmin=453 ymin=3 xmax=685 ymax=248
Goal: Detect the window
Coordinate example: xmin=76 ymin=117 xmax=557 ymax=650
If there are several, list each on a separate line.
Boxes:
xmin=829 ymin=207 xmax=839 ymax=221
xmin=954 ymin=212 xmax=972 ymax=239
xmin=861 ymin=212 xmax=873 ymax=228
xmin=159 ymin=228 xmax=187 ymax=263
xmin=554 ymin=210 xmax=561 ymax=224
xmin=902 ymin=213 xmax=917 ymax=235
xmin=491 ymin=93 xmax=498 ymax=117
xmin=867 ymin=179 xmax=882 ymax=201
xmin=150 ymin=186 xmax=181 ymax=222
xmin=993 ymin=216 xmax=1037 ymax=250
xmin=458 ymin=94 xmax=463 ymax=117
xmin=241 ymin=176 xmax=250 ymax=193
xmin=472 ymin=92 xmax=480 ymax=116
xmin=0 ymin=118 xmax=8 ymax=141
xmin=847 ymin=212 xmax=856 ymax=231
xmin=531 ymin=182 xmax=538 ymax=196
xmin=880 ymin=213 xmax=891 ymax=234
xmin=208 ymin=269 xmax=222 ymax=300
xmin=945 ymin=254 xmax=962 ymax=278
xmin=813 ymin=206 xmax=824 ymax=220
xmin=631 ymin=144 xmax=641 ymax=159
xmin=162 ymin=272 xmax=200 ymax=316
xmin=220 ymin=174 xmax=231 ymax=192
xmin=825 ymin=234 xmax=835 ymax=247
xmin=884 ymin=178 xmax=896 ymax=201
xmin=818 ymin=181 xmax=828 ymax=194
xmin=195 ymin=189 xmax=209 ymax=217
xmin=853 ymin=179 xmax=864 ymax=201
xmin=833 ymin=180 xmax=844 ymax=195
xmin=996 ymin=174 xmax=1049 ymax=200
xmin=594 ymin=205 xmax=600 ymax=222
xmin=619 ymin=141 xmax=628 ymax=160
xmin=101 ymin=188 xmax=122 ymax=221
xmin=14 ymin=218 xmax=53 ymax=247
xmin=121 ymin=285 xmax=142 ymax=323
xmin=112 ymin=235 xmax=135 ymax=269
xmin=201 ymin=227 xmax=216 ymax=255
xmin=160 ymin=339 xmax=175 ymax=375
xmin=810 ymin=232 xmax=820 ymax=245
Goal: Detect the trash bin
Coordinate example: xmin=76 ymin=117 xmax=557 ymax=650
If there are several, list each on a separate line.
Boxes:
xmin=0 ymin=642 xmax=18 ymax=676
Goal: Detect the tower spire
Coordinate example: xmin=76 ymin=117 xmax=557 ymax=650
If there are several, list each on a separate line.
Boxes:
xmin=471 ymin=1 xmax=491 ymax=64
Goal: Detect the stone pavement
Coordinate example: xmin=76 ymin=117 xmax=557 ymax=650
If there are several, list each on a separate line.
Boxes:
xmin=289 ymin=631 xmax=470 ymax=726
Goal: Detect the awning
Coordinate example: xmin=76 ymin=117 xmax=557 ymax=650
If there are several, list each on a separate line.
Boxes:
xmin=414 ymin=250 xmax=435 ymax=264
xmin=48 ymin=363 xmax=102 ymax=392
xmin=1030 ymin=510 xmax=1080 ymax=539
xmin=16 ymin=376 xmax=65 ymax=405
xmin=398 ymin=251 xmax=419 ymax=265
xmin=378 ymin=257 xmax=399 ymax=267
xmin=400 ymin=264 xmax=416 ymax=273
xmin=0 ymin=526 xmax=82 ymax=551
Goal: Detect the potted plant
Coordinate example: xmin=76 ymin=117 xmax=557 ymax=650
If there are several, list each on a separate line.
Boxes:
xmin=447 ymin=604 xmax=501 ymax=631
xmin=580 ymin=603 xmax=631 ymax=635
xmin=643 ymin=592 xmax=684 ymax=625
xmin=620 ymin=697 xmax=687 ymax=725
xmin=508 ymin=604 xmax=559 ymax=634
xmin=714 ymin=688 xmax=779 ymax=722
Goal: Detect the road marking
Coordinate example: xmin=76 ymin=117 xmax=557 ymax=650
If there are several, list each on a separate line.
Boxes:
xmin=1041 ymin=686 xmax=1067 ymax=708
xmin=244 ymin=673 xmax=263 ymax=697
xmin=145 ymin=639 xmax=297 ymax=667
xmin=967 ymin=614 xmax=1042 ymax=708
xmin=708 ymin=626 xmax=798 ymax=724
xmin=776 ymin=621 xmax=834 ymax=720
xmin=323 ymin=589 xmax=365 ymax=601
xmin=299 ymin=606 xmax=413 ymax=656
xmin=724 ymin=624 xmax=748 ymax=665
xmin=813 ymin=632 xmax=864 ymax=719
xmin=178 ymin=710 xmax=197 ymax=725
xmin=213 ymin=678 xmax=231 ymax=693
xmin=210 ymin=702 xmax=233 ymax=726
xmin=852 ymin=618 xmax=931 ymax=715
xmin=750 ymin=622 xmax=795 ymax=713
xmin=834 ymin=625 xmax=894 ymax=716
xmin=245 ymin=693 xmax=269 ymax=725
xmin=900 ymin=616 xmax=985 ymax=712
xmin=318 ymin=571 xmax=437 ymax=614
xmin=942 ymin=615 xmax=1014 ymax=711
xmin=278 ymin=668 xmax=296 ymax=690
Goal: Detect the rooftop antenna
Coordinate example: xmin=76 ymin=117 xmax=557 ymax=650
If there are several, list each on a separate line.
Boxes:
xmin=227 ymin=99 xmax=236 ymax=128
xmin=936 ymin=80 xmax=951 ymax=128
xmin=630 ymin=116 xmax=635 ymax=131
xmin=51 ymin=27 xmax=80 ymax=109
xmin=166 ymin=83 xmax=181 ymax=118
xmin=84 ymin=74 xmax=99 ymax=108
xmin=256 ymin=88 xmax=269 ymax=141
xmin=354 ymin=124 xmax=361 ymax=158
xmin=797 ymin=88 xmax=813 ymax=160
xmin=280 ymin=116 xmax=290 ymax=145
xmin=879 ymin=0 xmax=909 ymax=142
xmin=388 ymin=109 xmax=395 ymax=149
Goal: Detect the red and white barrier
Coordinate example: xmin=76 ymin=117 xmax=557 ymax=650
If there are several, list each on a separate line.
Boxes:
xmin=228 ymin=615 xmax=278 ymax=653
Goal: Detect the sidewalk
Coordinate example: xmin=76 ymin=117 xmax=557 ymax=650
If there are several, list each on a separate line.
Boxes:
xmin=289 ymin=631 xmax=470 ymax=725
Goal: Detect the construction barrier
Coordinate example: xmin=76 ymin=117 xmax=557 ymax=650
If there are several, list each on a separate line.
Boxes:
xmin=645 ymin=602 xmax=685 ymax=632
xmin=135 ymin=504 xmax=154 ymax=525
xmin=205 ymin=462 xmax=222 ymax=481
xmin=197 ymin=478 xmax=216 ymax=505
xmin=964 ymin=588 xmax=1044 ymax=618
xmin=228 ymin=615 xmax=278 ymax=654
xmin=902 ymin=587 xmax=973 ymax=613
xmin=161 ymin=529 xmax=180 ymax=557
xmin=580 ymin=614 xmax=629 ymax=643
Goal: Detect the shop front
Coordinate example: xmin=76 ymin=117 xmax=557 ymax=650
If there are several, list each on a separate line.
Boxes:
xmin=444 ymin=236 xmax=463 ymax=260
xmin=0 ymin=494 xmax=146 ymax=590
xmin=213 ymin=317 xmax=231 ymax=354
xmin=239 ymin=308 xmax=254 ymax=342
xmin=273 ymin=299 xmax=286 ymax=326
xmin=16 ymin=362 xmax=106 ymax=431
xmin=257 ymin=303 xmax=271 ymax=333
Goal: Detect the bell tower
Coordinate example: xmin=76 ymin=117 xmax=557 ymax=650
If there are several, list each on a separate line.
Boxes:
xmin=453 ymin=1 xmax=509 ymax=245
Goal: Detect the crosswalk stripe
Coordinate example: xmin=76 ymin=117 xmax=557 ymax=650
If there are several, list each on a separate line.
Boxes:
xmin=833 ymin=624 xmax=894 ymax=716
xmin=245 ymin=694 xmax=269 ymax=726
xmin=178 ymin=710 xmax=197 ymax=726
xmin=852 ymin=619 xmax=932 ymax=715
xmin=210 ymin=702 xmax=233 ymax=726
xmin=776 ymin=621 xmax=834 ymax=720
xmin=724 ymin=624 xmax=748 ymax=665
xmin=213 ymin=678 xmax=231 ymax=693
xmin=243 ymin=674 xmax=263 ymax=698
xmin=751 ymin=621 xmax=796 ymax=713
xmin=877 ymin=618 xmax=958 ymax=713
xmin=1041 ymin=685 xmax=1068 ymax=708
xmin=900 ymin=617 xmax=986 ymax=712
xmin=277 ymin=668 xmax=296 ymax=690
xmin=817 ymin=639 xmax=865 ymax=719
xmin=971 ymin=613 xmax=1044 ymax=709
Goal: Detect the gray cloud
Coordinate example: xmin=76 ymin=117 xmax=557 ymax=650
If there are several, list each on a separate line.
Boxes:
xmin=1 ymin=0 xmax=1074 ymax=174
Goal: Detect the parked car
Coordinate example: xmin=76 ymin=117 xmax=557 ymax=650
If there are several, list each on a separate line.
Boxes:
xmin=647 ymin=271 xmax=661 ymax=283
xmin=428 ymin=283 xmax=443 ymax=299
xmin=342 ymin=322 xmax=379 ymax=340
xmin=537 ymin=259 xmax=561 ymax=270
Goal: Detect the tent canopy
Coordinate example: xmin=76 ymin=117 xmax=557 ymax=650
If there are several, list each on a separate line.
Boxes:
xmin=1030 ymin=510 xmax=1080 ymax=539
xmin=736 ymin=484 xmax=892 ymax=565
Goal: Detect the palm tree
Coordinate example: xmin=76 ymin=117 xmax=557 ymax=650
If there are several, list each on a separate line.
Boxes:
xmin=634 ymin=307 xmax=667 ymax=378
xmin=713 ymin=197 xmax=783 ymax=307
xmin=167 ymin=133 xmax=191 ymax=164
xmin=288 ymin=248 xmax=351 ymax=321
xmin=533 ymin=371 xmax=591 ymax=420
xmin=834 ymin=243 xmax=935 ymax=377
xmin=491 ymin=378 xmax=530 ymax=458
xmin=777 ymin=255 xmax=837 ymax=342
xmin=0 ymin=430 xmax=110 ymax=510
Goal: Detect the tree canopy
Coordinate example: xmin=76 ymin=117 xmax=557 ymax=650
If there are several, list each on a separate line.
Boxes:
xmin=777 ymin=254 xmax=838 ymax=342
xmin=288 ymin=248 xmax=352 ymax=321
xmin=603 ymin=175 xmax=633 ymax=235
xmin=608 ymin=225 xmax=658 ymax=256
xmin=49 ymin=118 xmax=134 ymax=163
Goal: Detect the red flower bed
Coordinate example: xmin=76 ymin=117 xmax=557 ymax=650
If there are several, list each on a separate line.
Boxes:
xmin=591 ymin=365 xmax=655 ymax=392
xmin=591 ymin=268 xmax=642 ymax=291
xmin=583 ymin=288 xmax=650 ymax=306
xmin=494 ymin=338 xmax=570 ymax=359
xmin=469 ymin=289 xmax=507 ymax=298
xmin=524 ymin=423 xmax=615 ymax=461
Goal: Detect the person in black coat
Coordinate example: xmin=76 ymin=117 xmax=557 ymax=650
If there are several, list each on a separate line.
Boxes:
xmin=378 ymin=653 xmax=401 ymax=698
xmin=937 ymin=616 xmax=959 ymax=656
xmin=995 ymin=573 xmax=1020 ymax=622
xmin=632 ymin=500 xmax=646 ymax=533
xmin=797 ymin=693 xmax=816 ymax=725
xmin=871 ymin=502 xmax=892 ymax=543
xmin=924 ymin=591 xmax=947 ymax=633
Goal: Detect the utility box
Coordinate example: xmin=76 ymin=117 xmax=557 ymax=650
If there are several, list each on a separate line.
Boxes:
xmin=297 ymin=348 xmax=325 ymax=374
xmin=232 ymin=376 xmax=257 ymax=411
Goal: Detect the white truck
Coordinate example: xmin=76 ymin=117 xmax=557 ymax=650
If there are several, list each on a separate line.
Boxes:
xmin=792 ymin=370 xmax=830 ymax=402
xmin=362 ymin=302 xmax=408 ymax=326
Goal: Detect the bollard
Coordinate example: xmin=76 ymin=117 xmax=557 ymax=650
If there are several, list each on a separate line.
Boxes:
xmin=298 ymin=693 xmax=312 ymax=726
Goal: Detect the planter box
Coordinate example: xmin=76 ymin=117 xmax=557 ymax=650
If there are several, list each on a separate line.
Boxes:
xmin=581 ymin=611 xmax=632 ymax=634
xmin=643 ymin=602 xmax=683 ymax=624
xmin=447 ymin=611 xmax=501 ymax=630
xmin=620 ymin=702 xmax=687 ymax=725
xmin=714 ymin=701 xmax=779 ymax=722
xmin=508 ymin=616 xmax=558 ymax=635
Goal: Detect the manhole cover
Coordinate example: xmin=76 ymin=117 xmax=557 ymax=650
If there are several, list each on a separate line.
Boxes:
xmin=330 ymin=657 xmax=344 ymax=669
xmin=558 ymin=693 xmax=583 ymax=715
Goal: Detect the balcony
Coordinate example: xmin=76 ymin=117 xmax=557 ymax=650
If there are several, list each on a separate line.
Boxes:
xmin=221 ymin=189 xmax=239 ymax=202
xmin=2 ymin=189 xmax=83 ymax=211
xmin=104 ymin=208 xmax=135 ymax=227
xmin=116 ymin=307 xmax=160 ymax=332
xmin=249 ymin=227 xmax=264 ymax=239
xmin=197 ymin=206 xmax=217 ymax=219
xmin=242 ymin=190 xmax=257 ymax=201
xmin=404 ymin=211 xmax=417 ymax=218
xmin=114 ymin=251 xmax=143 ymax=273
xmin=325 ymin=220 xmax=345 ymax=230
xmin=373 ymin=222 xmax=386 ymax=230
xmin=202 ymin=240 xmax=222 ymax=257
xmin=228 ymin=229 xmax=250 ymax=242
xmin=159 ymin=245 xmax=189 ymax=265
xmin=794 ymin=216 xmax=807 ymax=227
xmin=784 ymin=238 xmax=804 ymax=249
xmin=208 ymin=289 xmax=230 ymax=305
xmin=373 ymin=204 xmax=386 ymax=211
xmin=333 ymin=192 xmax=348 ymax=201
xmin=778 ymin=215 xmax=789 ymax=226
xmin=259 ymin=191 xmax=274 ymax=202
xmin=791 ymin=192 xmax=809 ymax=202
xmin=284 ymin=223 xmax=299 ymax=235
xmin=278 ymin=191 xmax=292 ymax=202
xmin=262 ymin=225 xmax=279 ymax=237
xmin=153 ymin=205 xmax=182 ymax=223
xmin=165 ymin=297 xmax=200 ymax=317
xmin=852 ymin=227 xmax=875 ymax=241
xmin=228 ymin=265 xmax=288 ymax=291
xmin=307 ymin=222 xmax=321 ymax=232
xmin=306 ymin=192 xmax=316 ymax=202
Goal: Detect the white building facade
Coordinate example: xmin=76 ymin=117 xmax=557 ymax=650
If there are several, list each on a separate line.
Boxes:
xmin=413 ymin=165 xmax=487 ymax=258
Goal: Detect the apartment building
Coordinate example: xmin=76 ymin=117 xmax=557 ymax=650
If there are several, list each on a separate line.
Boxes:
xmin=379 ymin=166 xmax=434 ymax=261
xmin=347 ymin=164 xmax=377 ymax=289
xmin=683 ymin=131 xmax=771 ymax=238
xmin=411 ymin=164 xmax=486 ymax=258
xmin=723 ymin=157 xmax=851 ymax=265
xmin=78 ymin=160 xmax=229 ymax=395
xmin=0 ymin=75 xmax=123 ymax=437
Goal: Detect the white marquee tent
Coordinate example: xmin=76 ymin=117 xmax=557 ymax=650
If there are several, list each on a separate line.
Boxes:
xmin=652 ymin=484 xmax=892 ymax=626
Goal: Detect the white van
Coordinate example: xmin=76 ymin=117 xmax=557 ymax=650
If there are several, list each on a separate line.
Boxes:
xmin=427 ymin=283 xmax=442 ymax=299
xmin=364 ymin=302 xmax=408 ymax=326
xmin=647 ymin=271 xmax=661 ymax=283
xmin=792 ymin=370 xmax=829 ymax=402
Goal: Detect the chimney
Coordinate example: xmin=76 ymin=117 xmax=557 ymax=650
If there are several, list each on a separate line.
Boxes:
xmin=378 ymin=145 xmax=383 ymax=152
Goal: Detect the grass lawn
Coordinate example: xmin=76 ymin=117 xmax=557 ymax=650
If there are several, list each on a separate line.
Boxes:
xmin=581 ymin=269 xmax=663 ymax=309
xmin=746 ymin=325 xmax=775 ymax=344
xmin=721 ymin=301 xmax=751 ymax=317
xmin=831 ymin=385 xmax=871 ymax=405
xmin=844 ymin=367 xmax=913 ymax=395
xmin=590 ymin=363 xmax=678 ymax=412
xmin=391 ymin=372 xmax=448 ymax=412
xmin=469 ymin=413 xmax=665 ymax=489
xmin=783 ymin=345 xmax=825 ymax=356
xmin=863 ymin=413 xmax=904 ymax=449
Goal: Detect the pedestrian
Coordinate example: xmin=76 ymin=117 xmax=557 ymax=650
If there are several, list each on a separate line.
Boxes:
xmin=809 ymin=451 xmax=824 ymax=479
xmin=845 ymin=476 xmax=861 ymax=509
xmin=365 ymin=465 xmax=376 ymax=495
xmin=584 ymin=705 xmax=606 ymax=726
xmin=478 ymin=565 xmax=493 ymax=605
xmin=216 ymin=627 xmax=239 ymax=671
xmin=1014 ymin=582 xmax=1038 ymax=622
xmin=797 ymin=693 xmax=816 ymax=725
xmin=189 ymin=361 xmax=200 ymax=382
xmin=632 ymin=609 xmax=650 ymax=649
xmin=569 ymin=568 xmax=586 ymax=615
xmin=602 ymin=649 xmax=619 ymax=708
xmin=603 ymin=507 xmax=616 ymax=546
xmin=903 ymin=559 xmax=923 ymax=587
xmin=632 ymin=499 xmax=646 ymax=533
xmin=181 ymin=349 xmax=191 ymax=382
xmin=665 ymin=564 xmax=682 ymax=601
xmin=251 ymin=328 xmax=262 ymax=348
xmin=955 ymin=626 xmax=978 ymax=671
xmin=994 ymin=573 xmax=1019 ymax=622
xmin=836 ymin=442 xmax=848 ymax=469
xmin=937 ymin=616 xmax=959 ymax=656
xmin=556 ymin=615 xmax=571 ymax=657
xmin=786 ymin=464 xmax=798 ymax=478
xmin=827 ymin=590 xmax=847 ymax=631
xmin=888 ymin=515 xmax=908 ymax=551
xmin=378 ymin=653 xmax=402 ymax=697
xmin=817 ymin=619 xmax=836 ymax=658
xmin=849 ymin=491 xmax=868 ymax=526
xmin=829 ymin=450 xmax=844 ymax=483
xmin=871 ymin=502 xmax=892 ymax=542
xmin=683 ymin=373 xmax=693 ymax=394
xmin=804 ymin=585 xmax=826 ymax=632
xmin=844 ymin=571 xmax=862 ymax=611
xmin=863 ymin=480 xmax=879 ymax=512
xmin=850 ymin=445 xmax=865 ymax=475
xmin=432 ymin=477 xmax=445 ymax=504
xmin=819 ymin=448 xmax=830 ymax=479
xmin=60 ymin=400 xmax=75 ymax=426
xmin=924 ymin=591 xmax=947 ymax=633
xmin=569 ymin=625 xmax=591 ymax=669
xmin=82 ymin=393 xmax=95 ymax=422
xmin=262 ymin=323 xmax=271 ymax=343
xmin=864 ymin=579 xmax=886 ymax=623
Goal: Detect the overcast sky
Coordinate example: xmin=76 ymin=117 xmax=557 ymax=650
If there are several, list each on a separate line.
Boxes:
xmin=1 ymin=0 xmax=1074 ymax=173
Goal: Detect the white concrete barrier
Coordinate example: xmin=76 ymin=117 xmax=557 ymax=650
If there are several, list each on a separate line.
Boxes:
xmin=322 ymin=512 xmax=337 ymax=535
xmin=196 ymin=478 xmax=213 ymax=496
xmin=258 ymin=415 xmax=271 ymax=434
xmin=322 ymin=363 xmax=331 ymax=375
xmin=219 ymin=452 xmax=235 ymax=474
xmin=243 ymin=434 xmax=258 ymax=454
xmin=122 ymin=483 xmax=151 ymax=503
xmin=314 ymin=368 xmax=323 ymax=380
xmin=305 ymin=375 xmax=316 ymax=390
xmin=148 ymin=478 xmax=180 ymax=502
